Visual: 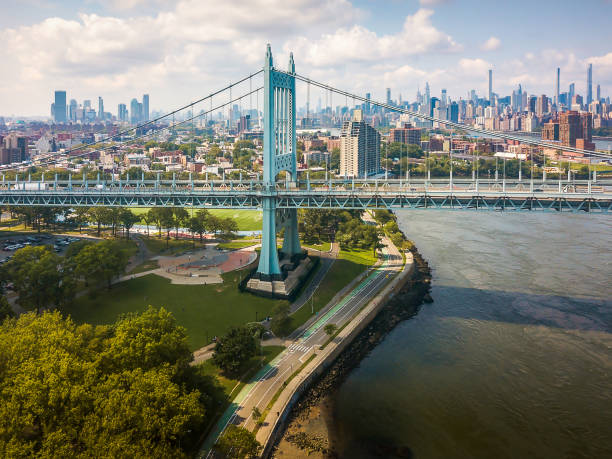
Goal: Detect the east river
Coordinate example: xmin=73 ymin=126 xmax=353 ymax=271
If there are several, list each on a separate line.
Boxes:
xmin=328 ymin=211 xmax=612 ymax=458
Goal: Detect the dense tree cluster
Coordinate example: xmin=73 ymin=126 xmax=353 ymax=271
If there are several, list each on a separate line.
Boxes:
xmin=144 ymin=208 xmax=237 ymax=245
xmin=2 ymin=240 xmax=131 ymax=313
xmin=214 ymin=425 xmax=261 ymax=459
xmin=0 ymin=307 xmax=207 ymax=458
xmin=212 ymin=325 xmax=259 ymax=374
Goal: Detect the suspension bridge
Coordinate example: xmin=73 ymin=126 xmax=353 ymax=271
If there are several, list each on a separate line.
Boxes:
xmin=1 ymin=45 xmax=611 ymax=278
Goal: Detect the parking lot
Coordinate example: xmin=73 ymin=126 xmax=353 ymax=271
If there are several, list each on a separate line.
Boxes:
xmin=0 ymin=234 xmax=84 ymax=265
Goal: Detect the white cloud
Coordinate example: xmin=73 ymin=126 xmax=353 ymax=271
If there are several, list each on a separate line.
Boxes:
xmin=419 ymin=0 xmax=451 ymax=5
xmin=481 ymin=36 xmax=500 ymax=51
xmin=285 ymin=9 xmax=462 ymax=67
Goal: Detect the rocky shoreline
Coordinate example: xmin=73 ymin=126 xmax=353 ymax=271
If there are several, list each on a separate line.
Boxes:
xmin=271 ymin=243 xmax=432 ymax=458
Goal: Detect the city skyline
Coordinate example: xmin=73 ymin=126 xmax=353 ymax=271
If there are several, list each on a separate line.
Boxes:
xmin=0 ymin=0 xmax=611 ymax=116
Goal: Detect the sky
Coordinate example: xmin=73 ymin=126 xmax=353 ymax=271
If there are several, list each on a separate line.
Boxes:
xmin=0 ymin=0 xmax=611 ymax=117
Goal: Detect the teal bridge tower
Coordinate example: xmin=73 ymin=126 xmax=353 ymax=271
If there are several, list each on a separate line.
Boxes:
xmin=256 ymin=45 xmax=301 ymax=279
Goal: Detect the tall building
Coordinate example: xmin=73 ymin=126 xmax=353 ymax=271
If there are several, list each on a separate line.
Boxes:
xmin=118 ymin=104 xmax=128 ymax=122
xmin=568 ymin=83 xmax=575 ymax=106
xmin=339 ymin=110 xmax=381 ymax=178
xmin=555 ymin=67 xmax=560 ymax=106
xmin=488 ymin=69 xmax=493 ymax=105
xmin=365 ymin=93 xmax=371 ymax=115
xmin=1 ymin=133 xmax=28 ymax=165
xmin=69 ymin=99 xmax=78 ymax=122
xmin=130 ymin=98 xmax=142 ymax=124
xmin=587 ymin=63 xmax=593 ymax=105
xmin=597 ymin=84 xmax=601 ymax=102
xmin=53 ymin=90 xmax=67 ymax=123
xmin=143 ymin=94 xmax=150 ymax=121
xmin=535 ymin=95 xmax=548 ymax=117
xmin=386 ymin=88 xmax=391 ymax=105
xmin=98 ymin=97 xmax=104 ymax=119
xmin=389 ymin=123 xmax=421 ymax=145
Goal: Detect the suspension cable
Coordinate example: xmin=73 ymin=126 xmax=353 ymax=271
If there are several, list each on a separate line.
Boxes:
xmin=281 ymin=70 xmax=611 ymax=160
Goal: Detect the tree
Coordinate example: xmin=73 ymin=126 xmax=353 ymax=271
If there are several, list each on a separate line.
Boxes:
xmin=120 ymin=209 xmax=140 ymax=240
xmin=0 ymin=309 xmax=205 ymax=458
xmin=172 ymin=207 xmax=189 ymax=240
xmin=192 ymin=209 xmax=210 ymax=242
xmin=212 ymin=326 xmax=258 ymax=374
xmin=73 ymin=240 xmax=130 ymax=289
xmin=0 ymin=295 xmax=14 ymax=322
xmin=214 ymin=425 xmax=261 ymax=459
xmin=4 ymin=245 xmax=73 ymax=313
xmin=270 ymin=303 xmax=293 ymax=337
xmin=324 ymin=323 xmax=338 ymax=337
xmin=87 ymin=206 xmax=111 ymax=236
xmin=73 ymin=207 xmax=90 ymax=233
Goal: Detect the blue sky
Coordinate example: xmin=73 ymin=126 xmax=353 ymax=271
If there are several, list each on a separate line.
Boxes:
xmin=0 ymin=0 xmax=610 ymax=116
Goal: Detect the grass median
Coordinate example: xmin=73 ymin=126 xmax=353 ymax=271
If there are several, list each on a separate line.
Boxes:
xmin=289 ymin=247 xmax=377 ymax=331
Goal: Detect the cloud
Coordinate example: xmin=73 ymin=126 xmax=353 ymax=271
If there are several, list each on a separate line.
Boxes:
xmin=285 ymin=9 xmax=462 ymax=67
xmin=419 ymin=0 xmax=451 ymax=5
xmin=481 ymin=36 xmax=500 ymax=51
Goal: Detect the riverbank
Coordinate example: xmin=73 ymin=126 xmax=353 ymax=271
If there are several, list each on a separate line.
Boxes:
xmin=270 ymin=241 xmax=432 ymax=458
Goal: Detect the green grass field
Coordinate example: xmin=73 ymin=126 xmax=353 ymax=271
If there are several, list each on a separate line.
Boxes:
xmin=129 ymin=208 xmax=262 ymax=232
xmin=63 ymin=269 xmax=288 ymax=351
xmin=216 ymin=240 xmax=259 ymax=250
xmin=301 ymin=241 xmax=331 ymax=252
xmin=290 ymin=247 xmax=377 ymax=330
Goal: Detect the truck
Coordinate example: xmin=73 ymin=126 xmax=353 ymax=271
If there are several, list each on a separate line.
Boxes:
xmin=11 ymin=183 xmax=49 ymax=191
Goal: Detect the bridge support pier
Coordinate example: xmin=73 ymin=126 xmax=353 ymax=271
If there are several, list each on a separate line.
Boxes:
xmin=258 ymin=196 xmax=281 ymax=278
xmin=281 ymin=209 xmax=301 ymax=257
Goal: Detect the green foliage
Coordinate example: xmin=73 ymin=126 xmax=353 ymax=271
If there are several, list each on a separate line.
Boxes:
xmin=120 ymin=209 xmax=140 ymax=239
xmin=4 ymin=245 xmax=73 ymax=312
xmin=73 ymin=240 xmax=130 ymax=289
xmin=299 ymin=209 xmax=344 ymax=244
xmin=0 ymin=295 xmax=15 ymax=322
xmin=336 ymin=218 xmax=380 ymax=251
xmin=212 ymin=326 xmax=258 ymax=374
xmin=373 ymin=209 xmax=393 ymax=225
xmin=270 ymin=303 xmax=293 ymax=337
xmin=214 ymin=425 xmax=261 ymax=459
xmin=0 ymin=308 xmax=205 ymax=457
xmin=324 ymin=323 xmax=338 ymax=337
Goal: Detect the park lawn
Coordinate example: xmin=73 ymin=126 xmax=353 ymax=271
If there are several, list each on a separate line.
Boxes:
xmin=290 ymin=247 xmax=378 ymax=331
xmin=128 ymin=259 xmax=160 ymax=274
xmin=129 ymin=208 xmax=262 ymax=232
xmin=216 ymin=240 xmax=258 ymax=250
xmin=301 ymin=241 xmax=331 ymax=252
xmin=63 ymin=269 xmax=288 ymax=351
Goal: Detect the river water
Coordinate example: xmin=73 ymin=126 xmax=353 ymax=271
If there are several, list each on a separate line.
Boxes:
xmin=329 ymin=211 xmax=612 ymax=458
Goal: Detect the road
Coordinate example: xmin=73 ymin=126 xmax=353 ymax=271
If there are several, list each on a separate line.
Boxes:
xmin=290 ymin=242 xmax=339 ymax=314
xmin=200 ymin=234 xmax=403 ymax=456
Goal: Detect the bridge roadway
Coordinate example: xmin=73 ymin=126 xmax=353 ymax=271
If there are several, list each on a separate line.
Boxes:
xmin=1 ymin=178 xmax=611 ymax=212
xmin=200 ymin=235 xmax=402 ymax=457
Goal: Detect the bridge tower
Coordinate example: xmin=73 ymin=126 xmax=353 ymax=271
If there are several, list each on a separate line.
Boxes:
xmin=257 ymin=45 xmax=301 ymax=278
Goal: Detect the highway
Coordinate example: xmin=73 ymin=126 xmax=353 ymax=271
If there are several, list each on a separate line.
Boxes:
xmin=200 ymin=235 xmax=403 ymax=457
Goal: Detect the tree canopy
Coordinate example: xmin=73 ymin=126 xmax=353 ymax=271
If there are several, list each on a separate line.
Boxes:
xmin=212 ymin=326 xmax=258 ymax=374
xmin=0 ymin=307 xmax=205 ymax=458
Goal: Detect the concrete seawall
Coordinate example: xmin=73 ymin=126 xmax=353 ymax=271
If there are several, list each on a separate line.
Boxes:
xmin=257 ymin=251 xmax=415 ymax=458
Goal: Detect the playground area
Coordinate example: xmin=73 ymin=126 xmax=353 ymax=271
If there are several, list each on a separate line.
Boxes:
xmin=151 ymin=244 xmax=258 ymax=285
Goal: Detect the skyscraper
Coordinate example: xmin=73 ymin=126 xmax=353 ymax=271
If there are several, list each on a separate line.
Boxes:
xmin=130 ymin=98 xmax=142 ymax=124
xmin=69 ymin=99 xmax=77 ymax=122
xmin=54 ymin=90 xmax=67 ymax=123
xmin=587 ymin=63 xmax=593 ymax=105
xmin=365 ymin=93 xmax=371 ymax=115
xmin=118 ymin=104 xmax=128 ymax=122
xmin=488 ymin=69 xmax=493 ymax=105
xmin=556 ymin=67 xmax=560 ymax=106
xmin=143 ymin=94 xmax=150 ymax=121
xmin=386 ymin=88 xmax=391 ymax=105
xmin=339 ymin=112 xmax=381 ymax=178
xmin=569 ymin=83 xmax=575 ymax=107
xmin=98 ymin=97 xmax=104 ymax=119
xmin=597 ymin=84 xmax=601 ymax=102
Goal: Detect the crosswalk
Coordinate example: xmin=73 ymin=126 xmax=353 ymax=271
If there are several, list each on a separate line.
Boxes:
xmin=288 ymin=343 xmax=310 ymax=354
